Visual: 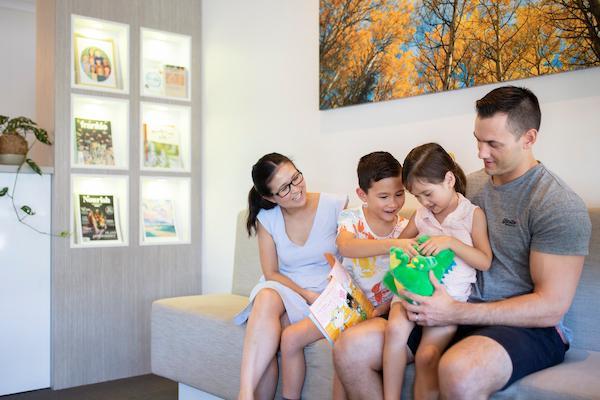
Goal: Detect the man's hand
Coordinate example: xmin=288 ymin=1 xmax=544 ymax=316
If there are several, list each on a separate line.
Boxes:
xmin=418 ymin=236 xmax=455 ymax=256
xmin=399 ymin=271 xmax=460 ymax=326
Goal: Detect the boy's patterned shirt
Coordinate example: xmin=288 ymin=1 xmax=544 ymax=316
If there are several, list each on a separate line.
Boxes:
xmin=337 ymin=207 xmax=408 ymax=307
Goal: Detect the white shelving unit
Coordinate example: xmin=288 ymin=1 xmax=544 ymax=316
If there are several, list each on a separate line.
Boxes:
xmin=140 ymin=176 xmax=191 ymax=245
xmin=41 ymin=1 xmax=201 ymax=390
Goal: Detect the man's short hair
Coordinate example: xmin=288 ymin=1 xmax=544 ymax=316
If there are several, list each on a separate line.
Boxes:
xmin=357 ymin=151 xmax=402 ymax=192
xmin=476 ymin=86 xmax=541 ymax=137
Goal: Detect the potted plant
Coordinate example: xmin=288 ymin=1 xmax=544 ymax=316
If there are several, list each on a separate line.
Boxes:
xmin=0 ymin=115 xmax=66 ymax=236
xmin=0 ymin=116 xmax=51 ymax=166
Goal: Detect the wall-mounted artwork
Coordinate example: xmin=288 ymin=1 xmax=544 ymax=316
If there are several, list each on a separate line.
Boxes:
xmin=319 ymin=0 xmax=600 ymax=110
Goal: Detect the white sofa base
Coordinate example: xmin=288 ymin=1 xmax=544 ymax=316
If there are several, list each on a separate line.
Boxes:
xmin=180 ymin=383 xmax=222 ymax=400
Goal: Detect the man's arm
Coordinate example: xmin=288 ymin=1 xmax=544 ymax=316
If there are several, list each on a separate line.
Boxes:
xmin=400 ymin=251 xmax=585 ymax=327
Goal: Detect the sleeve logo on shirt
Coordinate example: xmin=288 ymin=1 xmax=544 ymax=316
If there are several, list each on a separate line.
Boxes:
xmin=502 ymin=218 xmax=517 ymax=227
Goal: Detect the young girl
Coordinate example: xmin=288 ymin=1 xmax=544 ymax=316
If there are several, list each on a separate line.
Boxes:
xmin=383 ymin=143 xmax=492 ymax=400
xmin=234 ymin=153 xmax=347 ymax=400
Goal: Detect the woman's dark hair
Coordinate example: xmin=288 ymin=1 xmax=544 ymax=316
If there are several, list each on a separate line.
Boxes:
xmin=246 ymin=153 xmax=295 ymax=236
xmin=402 ymin=143 xmax=466 ymax=195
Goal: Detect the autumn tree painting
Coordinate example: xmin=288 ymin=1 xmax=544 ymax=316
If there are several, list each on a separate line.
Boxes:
xmin=319 ymin=0 xmax=600 ymax=110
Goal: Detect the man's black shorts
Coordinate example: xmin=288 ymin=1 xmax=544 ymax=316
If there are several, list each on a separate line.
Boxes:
xmin=406 ymin=324 xmax=568 ymax=389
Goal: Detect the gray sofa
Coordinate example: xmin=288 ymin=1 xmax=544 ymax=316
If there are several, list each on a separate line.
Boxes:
xmin=152 ymin=209 xmax=600 ymax=400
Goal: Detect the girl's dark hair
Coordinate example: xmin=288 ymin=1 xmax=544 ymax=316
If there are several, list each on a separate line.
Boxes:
xmin=402 ymin=143 xmax=466 ymax=195
xmin=246 ymin=153 xmax=295 ymax=236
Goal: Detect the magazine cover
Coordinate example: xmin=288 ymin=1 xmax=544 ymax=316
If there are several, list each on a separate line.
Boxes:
xmin=143 ymin=59 xmax=164 ymax=96
xmin=142 ymin=198 xmax=177 ymax=241
xmin=309 ymin=254 xmax=374 ymax=345
xmin=74 ymin=118 xmax=115 ymax=166
xmin=75 ymin=193 xmax=121 ymax=244
xmin=143 ymin=123 xmax=181 ymax=169
xmin=164 ymin=64 xmax=187 ymax=98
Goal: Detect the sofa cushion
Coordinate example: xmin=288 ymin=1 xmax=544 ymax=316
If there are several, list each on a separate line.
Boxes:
xmin=563 ymin=209 xmax=600 ymax=351
xmin=151 ymin=294 xmax=335 ymax=399
xmin=494 ymin=348 xmax=600 ymax=400
xmin=232 ymin=212 xmax=261 ymax=297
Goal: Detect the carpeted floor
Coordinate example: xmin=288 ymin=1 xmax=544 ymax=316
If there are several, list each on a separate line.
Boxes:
xmin=1 ymin=374 xmax=177 ymax=400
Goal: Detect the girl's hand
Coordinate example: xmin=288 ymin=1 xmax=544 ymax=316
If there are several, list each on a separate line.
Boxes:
xmin=418 ymin=236 xmax=455 ymax=256
xmin=303 ymin=290 xmax=320 ymax=305
xmin=392 ymin=238 xmax=419 ymax=257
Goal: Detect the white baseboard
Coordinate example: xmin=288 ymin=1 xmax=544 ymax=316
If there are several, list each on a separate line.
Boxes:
xmin=179 ymin=383 xmax=223 ymax=400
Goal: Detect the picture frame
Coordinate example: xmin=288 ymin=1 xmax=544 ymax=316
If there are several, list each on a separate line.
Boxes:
xmin=74 ymin=33 xmax=118 ymax=89
xmin=141 ymin=198 xmax=179 ymax=244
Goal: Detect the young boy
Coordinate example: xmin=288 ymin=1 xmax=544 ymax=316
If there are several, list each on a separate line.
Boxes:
xmin=337 ymin=151 xmax=418 ymax=317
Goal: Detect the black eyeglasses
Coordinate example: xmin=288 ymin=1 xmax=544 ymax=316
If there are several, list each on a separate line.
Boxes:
xmin=275 ymin=171 xmax=304 ymax=198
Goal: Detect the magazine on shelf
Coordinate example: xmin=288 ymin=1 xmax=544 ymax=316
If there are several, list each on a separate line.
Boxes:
xmin=142 ymin=198 xmax=178 ymax=242
xmin=143 ymin=59 xmax=164 ymax=96
xmin=74 ymin=118 xmax=115 ymax=166
xmin=75 ymin=193 xmax=121 ymax=244
xmin=164 ymin=64 xmax=187 ymax=98
xmin=143 ymin=123 xmax=181 ymax=169
xmin=308 ymin=254 xmax=374 ymax=345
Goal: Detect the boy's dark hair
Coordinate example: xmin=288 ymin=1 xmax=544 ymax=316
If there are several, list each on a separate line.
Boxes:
xmin=357 ymin=151 xmax=402 ymax=192
xmin=402 ymin=143 xmax=466 ymax=195
xmin=476 ymin=86 xmax=541 ymax=137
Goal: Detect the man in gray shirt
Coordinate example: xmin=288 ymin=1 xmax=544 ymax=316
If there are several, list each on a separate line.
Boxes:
xmin=334 ymin=86 xmax=591 ymax=399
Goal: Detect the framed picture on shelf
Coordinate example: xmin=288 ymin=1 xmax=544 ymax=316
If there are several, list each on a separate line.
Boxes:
xmin=74 ymin=193 xmax=122 ymax=244
xmin=74 ymin=34 xmax=118 ymax=89
xmin=142 ymin=198 xmax=178 ymax=243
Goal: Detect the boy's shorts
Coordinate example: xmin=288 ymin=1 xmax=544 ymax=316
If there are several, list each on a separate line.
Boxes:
xmin=406 ymin=324 xmax=568 ymax=389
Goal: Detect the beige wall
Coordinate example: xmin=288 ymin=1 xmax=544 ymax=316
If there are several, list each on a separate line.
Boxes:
xmin=201 ymin=0 xmax=600 ymax=294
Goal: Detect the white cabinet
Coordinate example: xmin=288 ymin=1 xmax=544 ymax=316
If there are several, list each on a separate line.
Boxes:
xmin=0 ymin=170 xmax=51 ymax=395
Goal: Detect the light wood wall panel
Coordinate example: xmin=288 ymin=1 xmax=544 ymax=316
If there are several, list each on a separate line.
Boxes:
xmin=41 ymin=0 xmax=202 ymax=389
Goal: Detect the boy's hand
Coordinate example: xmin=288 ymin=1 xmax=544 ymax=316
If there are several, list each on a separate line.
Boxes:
xmin=418 ymin=236 xmax=455 ymax=256
xmin=392 ymin=238 xmax=419 ymax=257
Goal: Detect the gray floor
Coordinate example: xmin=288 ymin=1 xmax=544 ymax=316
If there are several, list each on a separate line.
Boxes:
xmin=1 ymin=374 xmax=177 ymax=400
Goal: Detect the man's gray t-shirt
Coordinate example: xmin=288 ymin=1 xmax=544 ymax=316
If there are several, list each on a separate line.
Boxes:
xmin=466 ymin=163 xmax=591 ymax=303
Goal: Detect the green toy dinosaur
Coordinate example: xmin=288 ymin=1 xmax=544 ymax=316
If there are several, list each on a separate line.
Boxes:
xmin=383 ymin=236 xmax=456 ymax=302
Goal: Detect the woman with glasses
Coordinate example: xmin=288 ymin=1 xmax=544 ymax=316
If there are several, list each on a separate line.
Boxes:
xmin=235 ymin=152 xmax=347 ymax=400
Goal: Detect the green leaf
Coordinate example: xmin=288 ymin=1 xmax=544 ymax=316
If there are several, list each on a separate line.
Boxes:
xmin=21 ymin=205 xmax=35 ymax=215
xmin=12 ymin=116 xmax=35 ymax=125
xmin=33 ymin=127 xmax=51 ymax=145
xmin=0 ymin=187 xmax=8 ymax=196
xmin=59 ymin=230 xmax=71 ymax=238
xmin=25 ymin=158 xmax=42 ymax=175
xmin=0 ymin=115 xmax=8 ymax=127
